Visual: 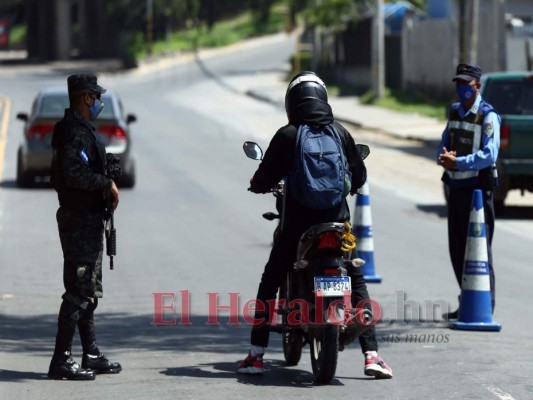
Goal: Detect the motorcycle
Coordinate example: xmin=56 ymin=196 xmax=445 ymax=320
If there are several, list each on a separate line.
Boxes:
xmin=243 ymin=141 xmax=373 ymax=384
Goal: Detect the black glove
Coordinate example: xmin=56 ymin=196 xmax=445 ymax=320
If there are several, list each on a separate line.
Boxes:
xmin=105 ymin=153 xmax=122 ymax=181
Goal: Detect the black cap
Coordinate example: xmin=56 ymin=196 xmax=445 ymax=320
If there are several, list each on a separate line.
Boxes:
xmin=452 ymin=63 xmax=482 ymax=82
xmin=67 ymin=74 xmax=106 ymax=96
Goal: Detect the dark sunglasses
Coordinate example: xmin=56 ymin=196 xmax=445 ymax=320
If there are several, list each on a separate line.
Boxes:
xmin=86 ymin=92 xmax=101 ymax=100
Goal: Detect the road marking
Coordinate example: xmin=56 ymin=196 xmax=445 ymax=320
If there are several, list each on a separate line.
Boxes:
xmin=487 ymin=385 xmax=516 ymax=400
xmin=0 ymin=92 xmax=11 ymax=182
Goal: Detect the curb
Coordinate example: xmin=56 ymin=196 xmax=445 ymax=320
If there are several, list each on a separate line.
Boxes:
xmin=245 ymin=88 xmax=364 ymax=130
xmin=244 ymin=88 xmax=443 ymax=145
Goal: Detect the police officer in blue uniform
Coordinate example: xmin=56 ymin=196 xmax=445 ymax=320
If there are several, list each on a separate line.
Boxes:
xmin=438 ymin=63 xmax=500 ymax=320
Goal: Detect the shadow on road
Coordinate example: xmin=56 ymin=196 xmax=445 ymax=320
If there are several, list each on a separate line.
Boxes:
xmin=0 ymin=370 xmax=47 ymax=382
xmin=161 ymin=360 xmax=334 ymax=388
xmin=416 ymin=204 xmax=448 ymax=218
xmin=496 ymin=204 xmax=533 ymax=219
xmin=0 ymin=313 xmax=259 ymax=357
xmin=0 ymin=312 xmax=344 ymax=386
xmin=0 ymin=179 xmax=52 ymax=190
xmin=416 ymin=202 xmax=533 ymax=220
xmin=0 ymin=312 xmax=451 ymax=384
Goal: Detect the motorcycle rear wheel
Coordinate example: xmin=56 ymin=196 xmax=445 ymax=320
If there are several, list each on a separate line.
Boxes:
xmin=279 ymin=274 xmax=303 ymax=366
xmin=310 ymin=324 xmax=339 ymax=384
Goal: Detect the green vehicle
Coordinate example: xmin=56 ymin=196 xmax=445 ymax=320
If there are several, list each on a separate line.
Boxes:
xmin=481 ymin=71 xmax=533 ymax=213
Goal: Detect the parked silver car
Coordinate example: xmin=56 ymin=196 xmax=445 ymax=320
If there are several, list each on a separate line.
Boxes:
xmin=16 ymin=87 xmax=137 ymax=188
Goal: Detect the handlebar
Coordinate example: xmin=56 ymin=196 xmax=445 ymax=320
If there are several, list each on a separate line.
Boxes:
xmin=247 ymin=181 xmax=284 ymax=195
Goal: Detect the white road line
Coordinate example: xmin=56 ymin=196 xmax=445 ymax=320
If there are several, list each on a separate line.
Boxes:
xmin=487 ymin=385 xmax=517 ymax=400
xmin=0 ymin=92 xmax=11 ymax=182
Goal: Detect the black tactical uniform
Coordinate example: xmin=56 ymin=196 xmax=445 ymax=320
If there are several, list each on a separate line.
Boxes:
xmin=48 ymin=74 xmax=121 ymax=380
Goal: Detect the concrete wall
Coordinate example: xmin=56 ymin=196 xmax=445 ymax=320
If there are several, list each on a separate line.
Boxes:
xmin=507 ymin=37 xmax=533 ymax=70
xmin=401 ymin=16 xmax=457 ymax=97
xmin=400 ymin=1 xmax=507 ymax=98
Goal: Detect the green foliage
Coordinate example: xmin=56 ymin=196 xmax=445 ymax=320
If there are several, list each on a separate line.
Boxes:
xmin=105 ymin=0 xmax=201 ymax=36
xmin=289 ymin=50 xmax=312 ymax=76
xmin=303 ymin=0 xmax=358 ymax=31
xmin=293 ymin=0 xmax=427 ymax=31
xmin=8 ymin=24 xmax=25 ymax=46
xmin=140 ymin=4 xmax=287 ymax=58
xmin=360 ymin=88 xmax=447 ymax=120
xmin=248 ymin=0 xmax=274 ymax=26
xmin=401 ymin=0 xmax=427 ymax=12
xmin=105 ymin=0 xmax=146 ymax=32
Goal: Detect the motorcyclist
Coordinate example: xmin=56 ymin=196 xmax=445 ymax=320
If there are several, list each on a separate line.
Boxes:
xmin=237 ymin=71 xmax=393 ymax=379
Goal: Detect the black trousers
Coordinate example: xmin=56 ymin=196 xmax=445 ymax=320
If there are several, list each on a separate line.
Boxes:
xmin=251 ymin=225 xmax=378 ymax=353
xmin=447 ymin=188 xmax=495 ymax=310
xmin=53 ymin=208 xmax=104 ymax=356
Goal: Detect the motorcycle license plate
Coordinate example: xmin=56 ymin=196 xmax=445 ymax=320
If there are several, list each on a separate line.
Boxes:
xmin=314 ymin=276 xmax=351 ymax=297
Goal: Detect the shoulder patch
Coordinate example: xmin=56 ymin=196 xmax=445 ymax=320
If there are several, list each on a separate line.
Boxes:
xmin=80 ymin=149 xmax=89 ymax=164
xmin=484 ymin=121 xmax=494 ymax=137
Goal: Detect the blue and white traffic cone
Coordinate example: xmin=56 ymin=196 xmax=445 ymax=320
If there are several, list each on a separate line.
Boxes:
xmin=450 ymin=189 xmax=501 ymax=331
xmin=353 ymin=181 xmax=382 ymax=283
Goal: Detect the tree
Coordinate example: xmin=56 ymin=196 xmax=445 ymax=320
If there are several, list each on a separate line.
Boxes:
xmin=303 ymin=0 xmax=359 ymax=32
xmin=249 ymin=0 xmax=274 ymax=27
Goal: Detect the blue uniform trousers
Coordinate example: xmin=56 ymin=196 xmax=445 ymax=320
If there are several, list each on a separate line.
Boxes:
xmin=447 ymin=187 xmax=496 ymax=311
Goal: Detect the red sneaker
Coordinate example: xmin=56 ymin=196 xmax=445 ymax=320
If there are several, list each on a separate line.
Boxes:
xmin=364 ymin=351 xmax=393 ymax=379
xmin=237 ymin=353 xmax=264 ymax=375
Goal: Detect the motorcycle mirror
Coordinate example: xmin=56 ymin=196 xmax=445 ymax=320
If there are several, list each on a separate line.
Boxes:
xmin=356 ymin=144 xmax=370 ymax=160
xmin=243 ymin=141 xmax=263 ymax=160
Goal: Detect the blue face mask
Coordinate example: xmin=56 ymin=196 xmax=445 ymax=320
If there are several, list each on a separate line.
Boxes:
xmin=456 ymin=84 xmax=476 ymax=103
xmin=89 ymin=98 xmax=104 ymax=121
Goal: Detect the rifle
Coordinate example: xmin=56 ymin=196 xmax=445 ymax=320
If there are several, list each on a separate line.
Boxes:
xmin=104 ymin=154 xmax=122 ymax=270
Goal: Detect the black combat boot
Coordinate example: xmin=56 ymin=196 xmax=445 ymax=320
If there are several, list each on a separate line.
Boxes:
xmin=82 ymin=352 xmax=122 ymax=374
xmin=48 ymin=351 xmax=95 ymax=380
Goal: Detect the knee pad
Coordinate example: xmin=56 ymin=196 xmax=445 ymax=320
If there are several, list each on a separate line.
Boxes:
xmin=79 ymin=298 xmax=98 ymax=324
xmin=58 ymin=300 xmax=82 ymax=329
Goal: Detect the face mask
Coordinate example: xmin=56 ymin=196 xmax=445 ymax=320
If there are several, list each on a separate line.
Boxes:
xmin=89 ymin=98 xmax=104 ymax=121
xmin=456 ymin=84 xmax=476 ymax=103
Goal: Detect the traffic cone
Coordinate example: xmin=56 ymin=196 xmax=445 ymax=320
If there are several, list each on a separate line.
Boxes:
xmin=450 ymin=189 xmax=501 ymax=331
xmin=353 ymin=181 xmax=382 ymax=283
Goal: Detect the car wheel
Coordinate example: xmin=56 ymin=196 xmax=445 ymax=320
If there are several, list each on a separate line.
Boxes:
xmin=120 ymin=160 xmax=135 ymax=188
xmin=16 ymin=147 xmax=33 ymax=188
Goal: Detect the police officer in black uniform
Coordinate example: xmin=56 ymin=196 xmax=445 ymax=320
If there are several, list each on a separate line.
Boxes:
xmin=438 ymin=64 xmax=501 ymax=320
xmin=48 ymin=74 xmax=121 ymax=380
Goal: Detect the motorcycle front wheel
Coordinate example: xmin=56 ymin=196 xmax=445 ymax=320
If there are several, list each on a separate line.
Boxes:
xmin=282 ymin=331 xmax=303 ymax=366
xmin=310 ymin=324 xmax=339 ymax=384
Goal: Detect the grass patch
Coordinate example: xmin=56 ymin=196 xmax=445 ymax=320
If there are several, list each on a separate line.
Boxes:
xmin=8 ymin=24 xmax=26 ymax=48
xmin=360 ymin=88 xmax=449 ymax=120
xmin=139 ymin=4 xmax=288 ymax=60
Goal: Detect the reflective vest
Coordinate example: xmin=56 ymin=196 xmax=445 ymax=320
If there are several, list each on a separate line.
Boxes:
xmin=443 ymin=100 xmax=498 ymax=189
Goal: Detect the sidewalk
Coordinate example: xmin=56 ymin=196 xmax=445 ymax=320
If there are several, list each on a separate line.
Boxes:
xmin=242 ymin=71 xmax=444 ymax=146
xmin=0 ymin=34 xmax=445 ymax=146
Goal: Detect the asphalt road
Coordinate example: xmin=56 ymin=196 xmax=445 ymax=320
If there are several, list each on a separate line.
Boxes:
xmin=0 ymin=34 xmax=532 ymax=400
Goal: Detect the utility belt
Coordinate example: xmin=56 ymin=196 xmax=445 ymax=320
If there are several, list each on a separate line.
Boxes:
xmin=442 ymin=164 xmax=499 ymax=190
xmin=58 ymin=191 xmax=106 ymax=214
